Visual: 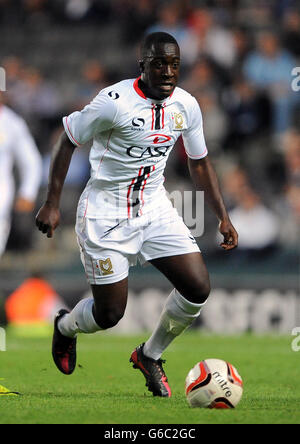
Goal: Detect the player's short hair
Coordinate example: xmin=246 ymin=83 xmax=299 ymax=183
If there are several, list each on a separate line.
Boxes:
xmin=140 ymin=32 xmax=180 ymax=60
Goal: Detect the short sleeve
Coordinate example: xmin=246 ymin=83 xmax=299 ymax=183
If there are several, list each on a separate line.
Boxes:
xmin=63 ymin=92 xmax=119 ymax=147
xmin=182 ymin=98 xmax=208 ymax=160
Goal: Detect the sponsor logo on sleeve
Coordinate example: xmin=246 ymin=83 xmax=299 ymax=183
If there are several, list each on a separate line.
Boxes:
xmin=108 ymin=91 xmax=120 ymax=100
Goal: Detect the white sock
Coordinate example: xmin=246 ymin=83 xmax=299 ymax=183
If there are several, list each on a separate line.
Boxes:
xmin=143 ymin=289 xmax=206 ymax=361
xmin=58 ymin=297 xmax=101 ymax=338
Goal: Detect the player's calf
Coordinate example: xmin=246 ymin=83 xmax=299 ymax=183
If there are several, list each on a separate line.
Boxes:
xmin=91 ymin=280 xmax=128 ymax=330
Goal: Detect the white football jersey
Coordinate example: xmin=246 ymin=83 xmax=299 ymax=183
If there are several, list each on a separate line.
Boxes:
xmin=0 ymin=105 xmax=42 ymax=218
xmin=63 ymin=78 xmax=208 ymax=220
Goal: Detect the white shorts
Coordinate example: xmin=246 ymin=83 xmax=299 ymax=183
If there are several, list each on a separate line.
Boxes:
xmin=76 ymin=206 xmax=200 ymax=285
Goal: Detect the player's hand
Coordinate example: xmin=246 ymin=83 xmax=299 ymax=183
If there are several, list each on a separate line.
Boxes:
xmin=35 ymin=202 xmax=60 ymax=238
xmin=219 ymin=219 xmax=238 ymax=251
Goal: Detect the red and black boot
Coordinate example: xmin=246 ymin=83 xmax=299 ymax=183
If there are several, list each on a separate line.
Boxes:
xmin=52 ymin=310 xmax=77 ymax=375
xmin=130 ymin=343 xmax=171 ymax=397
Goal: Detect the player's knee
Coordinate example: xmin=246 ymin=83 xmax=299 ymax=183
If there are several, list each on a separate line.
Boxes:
xmin=181 ymin=280 xmax=211 ymax=304
xmin=199 ymin=281 xmax=211 ymax=303
xmin=94 ymin=308 xmax=124 ymax=330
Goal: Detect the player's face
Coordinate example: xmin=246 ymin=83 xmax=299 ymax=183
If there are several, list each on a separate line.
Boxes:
xmin=141 ymin=42 xmax=180 ymax=100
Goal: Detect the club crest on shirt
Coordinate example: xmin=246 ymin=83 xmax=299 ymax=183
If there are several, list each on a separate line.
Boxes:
xmin=98 ymin=258 xmax=114 ymax=275
xmin=172 ymin=112 xmax=185 ymax=130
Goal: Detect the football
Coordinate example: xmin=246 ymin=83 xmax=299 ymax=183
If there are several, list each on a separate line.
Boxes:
xmin=185 ymin=359 xmax=243 ymax=409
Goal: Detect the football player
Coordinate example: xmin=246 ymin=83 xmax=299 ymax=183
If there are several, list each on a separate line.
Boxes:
xmin=36 ymin=32 xmax=238 ymax=397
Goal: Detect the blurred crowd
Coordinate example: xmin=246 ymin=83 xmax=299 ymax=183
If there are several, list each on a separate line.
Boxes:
xmin=1 ymin=0 xmax=300 ymax=261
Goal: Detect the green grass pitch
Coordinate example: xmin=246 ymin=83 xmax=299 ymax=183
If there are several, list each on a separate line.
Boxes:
xmin=0 ymin=331 xmax=299 ymax=424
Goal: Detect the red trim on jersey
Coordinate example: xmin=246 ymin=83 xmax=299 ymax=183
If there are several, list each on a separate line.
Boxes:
xmin=133 ymin=77 xmax=147 ymax=100
xmin=127 ymin=167 xmax=143 ymax=218
xmin=140 ymin=176 xmax=149 ymax=213
xmin=127 ymin=166 xmax=156 ymax=218
xmin=127 ymin=177 xmax=136 ymax=218
xmin=185 ymin=147 xmax=208 ymax=159
xmin=133 ymin=77 xmax=175 ymax=102
xmin=145 ymin=133 xmax=172 ymax=144
xmin=65 ymin=116 xmax=82 ymax=146
xmin=162 ymin=104 xmax=166 ymax=129
xmin=139 ymin=166 xmax=155 ymax=215
xmin=151 ymin=104 xmax=155 ymax=131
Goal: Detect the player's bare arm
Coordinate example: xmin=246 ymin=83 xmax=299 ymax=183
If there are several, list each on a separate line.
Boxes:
xmin=36 ymin=131 xmax=75 ymax=238
xmin=188 ymin=156 xmax=238 ymax=251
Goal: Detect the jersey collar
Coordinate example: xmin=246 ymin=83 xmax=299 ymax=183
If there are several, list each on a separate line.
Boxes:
xmin=133 ymin=77 xmax=174 ymax=104
xmin=133 ymin=77 xmax=147 ymax=100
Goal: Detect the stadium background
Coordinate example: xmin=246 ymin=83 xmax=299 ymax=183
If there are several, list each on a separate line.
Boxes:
xmin=0 ymin=0 xmax=299 ymax=333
